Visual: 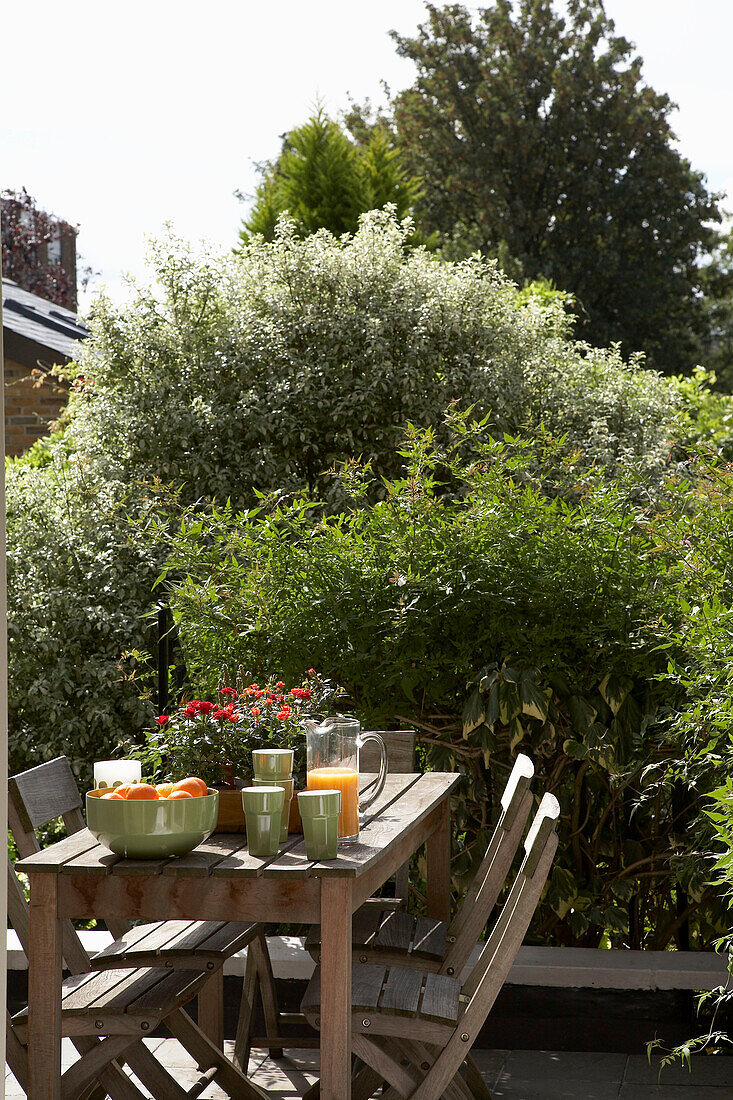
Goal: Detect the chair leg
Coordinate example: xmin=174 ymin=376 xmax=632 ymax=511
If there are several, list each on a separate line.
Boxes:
xmin=165 ymin=1006 xmax=270 ymax=1100
xmin=464 ymin=1054 xmax=494 ymax=1100
xmin=250 ymin=931 xmax=284 ymax=1058
xmin=233 ymin=940 xmax=260 ymax=1071
xmin=119 ymin=1042 xmax=190 ymax=1100
xmin=59 ymin=1035 xmax=141 ymax=1100
xmin=197 ymin=967 xmax=224 ymax=1049
xmin=352 ymin=1033 xmax=420 ymax=1097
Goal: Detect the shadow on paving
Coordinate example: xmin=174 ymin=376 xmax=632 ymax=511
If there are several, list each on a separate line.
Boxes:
xmin=5 ymin=1041 xmax=733 ymax=1098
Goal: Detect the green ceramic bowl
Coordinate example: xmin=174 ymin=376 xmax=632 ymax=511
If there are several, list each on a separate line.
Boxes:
xmin=86 ymin=788 xmax=219 ymax=858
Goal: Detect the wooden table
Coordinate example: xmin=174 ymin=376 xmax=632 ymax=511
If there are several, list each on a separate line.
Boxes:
xmin=18 ymin=771 xmax=461 ymax=1100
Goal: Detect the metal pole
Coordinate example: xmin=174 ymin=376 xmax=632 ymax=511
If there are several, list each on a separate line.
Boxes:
xmin=1 ymin=205 xmax=10 ymax=1097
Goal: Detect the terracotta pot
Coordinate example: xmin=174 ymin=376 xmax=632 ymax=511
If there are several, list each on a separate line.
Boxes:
xmin=213 ymin=788 xmax=246 ymax=833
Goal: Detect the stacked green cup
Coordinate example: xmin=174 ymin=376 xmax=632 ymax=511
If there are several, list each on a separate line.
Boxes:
xmin=297 ymin=789 xmax=341 ymax=861
xmin=241 ymin=786 xmax=285 ymax=857
xmin=251 ymin=748 xmax=294 ymax=843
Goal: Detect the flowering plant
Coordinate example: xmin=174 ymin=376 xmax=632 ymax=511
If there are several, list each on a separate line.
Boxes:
xmin=136 ymin=669 xmax=347 ymax=788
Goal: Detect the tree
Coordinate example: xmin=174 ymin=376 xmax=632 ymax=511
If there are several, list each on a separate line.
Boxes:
xmin=239 ymin=107 xmax=421 ymax=243
xmin=374 ymin=0 xmax=721 ymax=372
xmin=695 ymin=224 xmax=733 ymax=389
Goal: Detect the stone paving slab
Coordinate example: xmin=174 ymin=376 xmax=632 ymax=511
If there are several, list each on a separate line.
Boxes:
xmin=6 ymin=1041 xmax=733 ymax=1097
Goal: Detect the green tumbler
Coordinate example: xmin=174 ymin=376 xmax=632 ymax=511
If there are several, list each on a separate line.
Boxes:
xmin=252 ymin=776 xmax=294 ymax=842
xmin=242 ymin=786 xmax=285 ymax=858
xmin=297 ymin=789 xmax=341 ymax=861
xmin=251 ymin=747 xmax=294 ymax=781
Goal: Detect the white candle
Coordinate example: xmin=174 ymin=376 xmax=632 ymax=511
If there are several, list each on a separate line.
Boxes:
xmin=93 ymin=759 xmax=142 ymax=790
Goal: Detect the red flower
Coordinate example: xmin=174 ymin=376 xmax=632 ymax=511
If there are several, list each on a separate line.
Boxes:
xmin=291 ymin=688 xmax=311 ymax=701
xmin=276 ymin=680 xmax=285 ymax=688
xmin=220 ymin=686 xmax=238 ymax=698
xmin=251 ymin=707 xmax=261 ymax=718
xmin=307 ymin=668 xmax=315 ymax=675
xmin=183 ymin=703 xmax=198 ymax=718
xmin=197 ymin=701 xmax=215 ymax=714
xmin=227 ymin=714 xmax=240 ymax=723
xmin=277 ymin=705 xmax=292 ymax=721
xmin=156 ymin=715 xmax=170 ymax=725
xmin=212 ymin=709 xmax=227 ymax=720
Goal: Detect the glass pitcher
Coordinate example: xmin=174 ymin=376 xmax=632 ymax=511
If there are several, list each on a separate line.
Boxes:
xmin=304 ymin=717 xmax=387 ymax=844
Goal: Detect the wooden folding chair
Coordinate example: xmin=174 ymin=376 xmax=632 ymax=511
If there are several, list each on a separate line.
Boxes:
xmin=307 ymin=753 xmax=535 ymax=978
xmin=7 ymin=757 xmax=281 ymax=1097
xmin=302 ymin=792 xmax=561 ymax=1100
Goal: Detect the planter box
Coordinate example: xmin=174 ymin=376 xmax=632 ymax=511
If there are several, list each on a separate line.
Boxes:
xmin=214 ymin=789 xmax=245 ymax=833
xmin=214 ymin=787 xmax=304 ymax=834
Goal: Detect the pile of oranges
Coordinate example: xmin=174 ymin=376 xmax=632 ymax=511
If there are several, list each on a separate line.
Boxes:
xmin=100 ymin=776 xmax=209 ymax=800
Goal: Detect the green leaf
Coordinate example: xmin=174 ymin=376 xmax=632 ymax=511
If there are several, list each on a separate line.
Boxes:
xmin=519 ymin=670 xmax=550 ymax=721
xmin=567 ymin=695 xmax=597 ymax=733
xmin=462 ymin=687 xmax=485 ymax=739
xmin=599 ymin=673 xmax=633 ymax=716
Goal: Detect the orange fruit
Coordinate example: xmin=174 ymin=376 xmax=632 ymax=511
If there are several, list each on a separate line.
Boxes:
xmin=168 ymin=788 xmax=193 ymax=799
xmin=101 ymin=791 xmax=124 ymax=799
xmin=125 ymin=783 xmax=159 ymax=800
xmin=172 ymin=776 xmax=208 ymax=797
xmin=113 ymin=784 xmax=132 ymax=798
xmin=156 ymin=783 xmax=174 ymax=799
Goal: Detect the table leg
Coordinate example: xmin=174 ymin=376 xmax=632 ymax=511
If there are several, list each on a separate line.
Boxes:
xmin=28 ymin=872 xmax=62 ymax=1100
xmin=426 ymin=797 xmax=452 ymax=922
xmin=319 ymin=877 xmax=352 ymax=1100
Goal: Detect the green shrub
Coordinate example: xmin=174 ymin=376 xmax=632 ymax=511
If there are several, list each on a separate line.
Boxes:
xmin=5 ymin=449 xmax=157 ymax=786
xmin=155 ymin=420 xmax=723 ymax=947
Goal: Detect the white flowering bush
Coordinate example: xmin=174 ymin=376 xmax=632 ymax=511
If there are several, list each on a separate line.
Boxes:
xmin=66 ymin=211 xmax=680 ymax=509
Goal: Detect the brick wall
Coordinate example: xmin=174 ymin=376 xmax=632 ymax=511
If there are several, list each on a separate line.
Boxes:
xmin=4 ymin=355 xmax=69 ymax=456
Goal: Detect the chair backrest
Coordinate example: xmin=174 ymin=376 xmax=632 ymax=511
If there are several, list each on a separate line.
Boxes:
xmin=414 ymin=792 xmax=560 ymax=1100
xmin=442 ymin=754 xmax=534 ymax=975
xmin=359 ymin=730 xmax=416 ymax=774
xmin=462 ymin=791 xmax=560 ymax=1003
xmin=8 ymin=756 xmax=85 ymax=858
xmin=7 ymin=758 xmax=101 ymax=975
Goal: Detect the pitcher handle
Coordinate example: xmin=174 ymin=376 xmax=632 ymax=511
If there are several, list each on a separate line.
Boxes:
xmin=358 ymin=733 xmax=388 ymax=813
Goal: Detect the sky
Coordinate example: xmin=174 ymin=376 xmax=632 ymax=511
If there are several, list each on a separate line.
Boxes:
xmin=2 ymin=0 xmax=732 ymax=312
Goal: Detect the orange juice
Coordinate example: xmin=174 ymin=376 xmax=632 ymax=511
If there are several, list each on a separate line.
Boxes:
xmin=307 ymin=767 xmax=359 ymax=839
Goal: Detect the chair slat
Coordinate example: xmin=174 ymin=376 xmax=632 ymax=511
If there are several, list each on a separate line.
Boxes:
xmin=93 ymin=921 xmax=197 ymax=964
xmin=375 ymin=912 xmax=415 ymax=952
xmin=194 ymin=921 xmax=258 ymax=956
xmin=420 ymin=973 xmax=461 ymax=1025
xmin=125 ymin=969 xmax=206 ymax=1015
xmin=8 ymin=757 xmax=82 ymax=835
xmin=360 ymin=731 xmax=415 ymax=774
xmin=354 ymin=907 xmax=387 ymax=949
xmin=352 ymin=965 xmax=387 ymax=1012
xmin=379 ymin=968 xmax=423 ymax=1017
xmin=61 ymin=969 xmax=157 ymax=1013
xmin=411 ymin=917 xmax=447 ymax=961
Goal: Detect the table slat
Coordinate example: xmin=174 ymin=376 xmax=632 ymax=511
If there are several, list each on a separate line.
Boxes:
xmin=263 ymin=773 xmax=423 ymax=880
xmin=16 ymin=829 xmax=99 ymax=872
xmin=266 ymin=772 xmax=461 ymax=880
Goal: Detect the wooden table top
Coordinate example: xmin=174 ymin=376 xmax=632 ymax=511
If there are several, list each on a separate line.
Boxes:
xmin=17 ymin=772 xmax=461 ymax=882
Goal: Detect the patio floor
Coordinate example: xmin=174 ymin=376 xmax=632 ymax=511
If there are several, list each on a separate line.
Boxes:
xmin=6 ymin=1041 xmax=733 ymax=1098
